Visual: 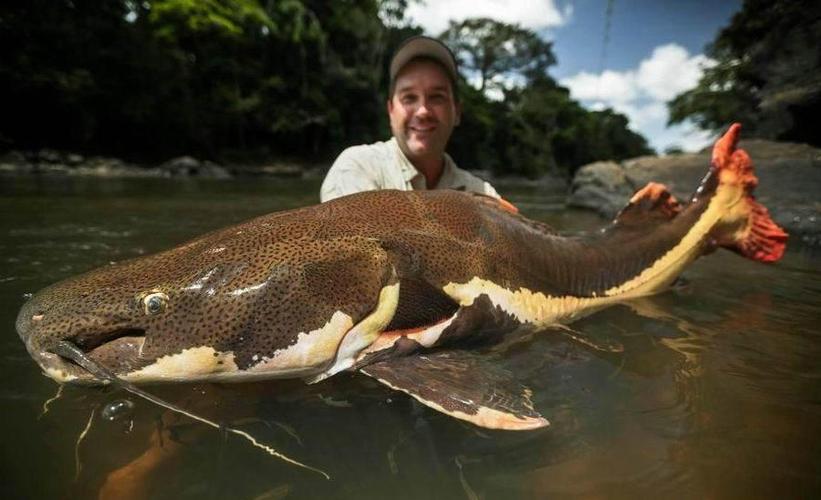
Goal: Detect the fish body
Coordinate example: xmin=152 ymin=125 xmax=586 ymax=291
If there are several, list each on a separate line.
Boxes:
xmin=15 ymin=124 xmax=787 ymax=430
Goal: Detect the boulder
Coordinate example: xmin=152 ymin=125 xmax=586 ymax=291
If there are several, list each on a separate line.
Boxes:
xmin=257 ymin=163 xmax=304 ymax=178
xmin=568 ymin=139 xmax=821 ymax=246
xmin=201 ymin=161 xmax=232 ymax=179
xmin=66 ymin=153 xmax=85 ymax=166
xmin=37 ymin=149 xmax=61 ymax=163
xmin=568 ymin=161 xmax=635 ymax=217
xmin=160 ymin=156 xmax=201 ymax=176
xmin=159 ymin=156 xmax=231 ymax=178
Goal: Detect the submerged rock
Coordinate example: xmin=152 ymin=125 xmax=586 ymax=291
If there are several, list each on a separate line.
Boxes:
xmin=159 ymin=156 xmax=231 ymax=178
xmin=569 ymin=139 xmax=821 ymax=246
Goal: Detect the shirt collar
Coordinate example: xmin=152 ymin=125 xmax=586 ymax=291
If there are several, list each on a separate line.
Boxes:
xmin=389 ymin=137 xmax=456 ymax=189
xmin=389 ymin=137 xmax=421 ymax=184
xmin=437 ymin=154 xmax=460 ymax=189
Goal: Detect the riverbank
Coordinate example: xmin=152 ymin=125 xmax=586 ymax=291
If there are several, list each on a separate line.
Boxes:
xmin=4 ymin=141 xmax=819 ymax=247
xmin=0 ymin=150 xmax=324 ymax=179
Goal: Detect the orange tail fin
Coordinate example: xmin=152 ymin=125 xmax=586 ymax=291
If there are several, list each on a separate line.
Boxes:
xmin=711 ymin=124 xmax=788 ymax=263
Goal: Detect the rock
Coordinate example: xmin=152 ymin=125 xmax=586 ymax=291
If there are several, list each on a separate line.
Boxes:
xmin=35 ymin=163 xmax=71 ymax=175
xmin=200 ymin=161 xmax=231 ymax=179
xmin=84 ymin=156 xmax=127 ymax=171
xmin=0 ymin=150 xmax=27 ymax=165
xmin=0 ymin=162 xmax=34 ymax=174
xmin=160 ymin=156 xmax=201 ymax=176
xmin=257 ymin=163 xmax=303 ymax=178
xmin=0 ymin=150 xmax=33 ymax=173
xmin=567 ymin=161 xmax=635 ymax=217
xmin=66 ymin=153 xmax=84 ymax=166
xmin=38 ymin=149 xmax=61 ymax=163
xmin=568 ymin=139 xmax=821 ymax=247
xmin=159 ymin=156 xmax=231 ymax=178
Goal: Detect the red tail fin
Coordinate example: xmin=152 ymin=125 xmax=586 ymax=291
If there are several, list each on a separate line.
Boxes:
xmin=712 ymin=124 xmax=788 ymax=263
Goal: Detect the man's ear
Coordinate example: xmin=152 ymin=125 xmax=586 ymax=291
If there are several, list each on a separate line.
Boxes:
xmin=386 ymin=98 xmax=394 ymax=115
xmin=454 ymin=100 xmax=462 ymax=127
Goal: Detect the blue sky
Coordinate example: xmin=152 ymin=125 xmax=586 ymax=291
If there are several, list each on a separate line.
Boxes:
xmin=404 ymin=0 xmax=743 ymax=153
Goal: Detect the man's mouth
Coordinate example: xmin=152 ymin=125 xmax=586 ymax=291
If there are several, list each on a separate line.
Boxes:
xmin=410 ymin=124 xmax=436 ymax=134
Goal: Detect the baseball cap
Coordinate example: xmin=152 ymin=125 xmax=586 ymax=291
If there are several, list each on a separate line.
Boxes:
xmin=389 ymin=36 xmax=459 ymax=85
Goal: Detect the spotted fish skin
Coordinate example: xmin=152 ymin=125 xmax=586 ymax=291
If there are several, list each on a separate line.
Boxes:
xmin=16 ymin=124 xmax=786 ymax=388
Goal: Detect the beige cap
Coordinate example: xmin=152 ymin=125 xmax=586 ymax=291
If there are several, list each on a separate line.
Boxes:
xmin=389 ymin=36 xmax=459 ymax=84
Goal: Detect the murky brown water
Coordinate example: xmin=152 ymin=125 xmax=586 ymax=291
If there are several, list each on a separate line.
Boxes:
xmin=2 ymin=175 xmax=819 ymax=499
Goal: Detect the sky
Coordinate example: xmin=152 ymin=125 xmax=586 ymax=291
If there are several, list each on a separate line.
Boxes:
xmin=403 ymin=0 xmax=743 ymax=153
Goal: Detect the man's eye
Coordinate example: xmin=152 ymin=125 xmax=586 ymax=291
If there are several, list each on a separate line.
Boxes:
xmin=401 ymin=96 xmax=416 ymax=105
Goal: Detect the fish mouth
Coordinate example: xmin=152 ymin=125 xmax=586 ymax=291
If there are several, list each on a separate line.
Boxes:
xmin=36 ymin=328 xmax=148 ymax=385
xmin=71 ymin=327 xmax=146 ymax=354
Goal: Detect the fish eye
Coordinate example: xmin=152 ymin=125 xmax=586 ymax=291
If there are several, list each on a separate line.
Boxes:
xmin=142 ymin=292 xmax=168 ymax=315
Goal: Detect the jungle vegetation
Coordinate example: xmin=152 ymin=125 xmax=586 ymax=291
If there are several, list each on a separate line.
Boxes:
xmin=667 ymin=0 xmax=821 ymax=148
xmin=1 ymin=0 xmax=656 ymax=178
xmin=3 ymin=0 xmax=816 ymax=178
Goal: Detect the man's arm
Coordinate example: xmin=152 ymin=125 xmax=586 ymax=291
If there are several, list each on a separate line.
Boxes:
xmin=449 ymin=166 xmax=501 ymax=199
xmin=479 ymin=179 xmax=501 ymax=199
xmin=320 ymin=148 xmax=382 ymax=202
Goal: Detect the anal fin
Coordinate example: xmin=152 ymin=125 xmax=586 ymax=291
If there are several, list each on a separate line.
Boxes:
xmin=360 ymin=350 xmax=548 ymax=431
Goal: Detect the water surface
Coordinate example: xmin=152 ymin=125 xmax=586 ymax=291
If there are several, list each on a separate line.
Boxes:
xmin=2 ymin=176 xmax=819 ymax=499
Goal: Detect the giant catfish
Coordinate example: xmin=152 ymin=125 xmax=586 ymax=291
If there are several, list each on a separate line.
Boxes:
xmin=16 ymin=124 xmax=787 ymax=430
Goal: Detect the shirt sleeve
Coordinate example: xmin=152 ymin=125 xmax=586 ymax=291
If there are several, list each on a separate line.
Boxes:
xmin=452 ymin=168 xmax=501 ymax=199
xmin=480 ymin=180 xmax=501 ymax=199
xmin=319 ymin=147 xmax=382 ymax=202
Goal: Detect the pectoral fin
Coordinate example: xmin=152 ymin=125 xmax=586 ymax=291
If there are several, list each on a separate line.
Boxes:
xmin=360 ymin=350 xmax=548 ymax=431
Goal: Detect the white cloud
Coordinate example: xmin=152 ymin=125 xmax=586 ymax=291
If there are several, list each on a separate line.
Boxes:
xmin=560 ymin=43 xmax=716 ymax=152
xmin=636 ymin=44 xmax=715 ymax=101
xmin=406 ymin=0 xmax=570 ymax=36
xmin=559 ymin=70 xmax=637 ymax=104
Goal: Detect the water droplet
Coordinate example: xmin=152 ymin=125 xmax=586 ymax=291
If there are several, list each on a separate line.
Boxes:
xmin=22 ymin=292 xmax=33 ymax=301
xmin=101 ymin=399 xmax=135 ymax=421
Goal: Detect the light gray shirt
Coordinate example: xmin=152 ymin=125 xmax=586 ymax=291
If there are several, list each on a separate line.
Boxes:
xmin=320 ymin=138 xmax=500 ymax=202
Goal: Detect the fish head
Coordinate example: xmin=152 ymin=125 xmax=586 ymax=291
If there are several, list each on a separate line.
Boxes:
xmin=16 ymin=229 xmax=399 ymax=385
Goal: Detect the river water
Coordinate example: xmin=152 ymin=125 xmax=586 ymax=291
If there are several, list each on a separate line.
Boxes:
xmin=1 ymin=176 xmax=819 ymax=499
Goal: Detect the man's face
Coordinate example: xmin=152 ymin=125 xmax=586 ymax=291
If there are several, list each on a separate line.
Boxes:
xmin=388 ymin=59 xmax=461 ymax=165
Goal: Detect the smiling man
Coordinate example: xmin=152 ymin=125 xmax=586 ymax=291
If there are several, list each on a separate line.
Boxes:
xmin=320 ymin=36 xmax=500 ymax=202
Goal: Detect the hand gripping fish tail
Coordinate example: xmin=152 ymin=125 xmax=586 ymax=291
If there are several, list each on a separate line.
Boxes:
xmin=619 ymin=123 xmax=788 ymax=264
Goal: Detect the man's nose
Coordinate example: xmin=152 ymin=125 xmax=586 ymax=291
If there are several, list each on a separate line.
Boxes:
xmin=414 ymin=98 xmax=432 ymax=117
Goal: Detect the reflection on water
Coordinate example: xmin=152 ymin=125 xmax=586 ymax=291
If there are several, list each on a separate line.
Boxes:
xmin=1 ymin=176 xmax=820 ymax=499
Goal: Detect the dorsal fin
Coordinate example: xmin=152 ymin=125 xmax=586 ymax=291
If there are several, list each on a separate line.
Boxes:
xmin=612 ymin=182 xmax=682 ymax=228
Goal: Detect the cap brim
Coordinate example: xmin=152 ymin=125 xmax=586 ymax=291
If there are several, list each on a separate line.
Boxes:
xmin=389 ymin=37 xmax=458 ymax=84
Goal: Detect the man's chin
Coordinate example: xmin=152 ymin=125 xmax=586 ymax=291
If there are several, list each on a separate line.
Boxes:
xmin=406 ymin=140 xmax=438 ymax=158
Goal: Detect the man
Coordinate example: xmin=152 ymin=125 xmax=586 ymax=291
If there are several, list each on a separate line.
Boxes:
xmin=320 ymin=35 xmax=501 ymax=202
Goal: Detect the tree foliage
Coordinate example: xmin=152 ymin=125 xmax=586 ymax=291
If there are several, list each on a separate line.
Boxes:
xmin=0 ymin=0 xmax=651 ymax=176
xmin=668 ymin=0 xmax=821 ymax=146
xmin=440 ymin=18 xmax=555 ymax=92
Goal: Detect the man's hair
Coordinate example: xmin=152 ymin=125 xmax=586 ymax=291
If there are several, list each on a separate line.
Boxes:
xmin=388 ymin=56 xmax=460 ymax=102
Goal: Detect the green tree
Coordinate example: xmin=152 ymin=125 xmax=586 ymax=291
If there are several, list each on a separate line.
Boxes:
xmin=503 ymin=78 xmax=651 ymax=178
xmin=440 ymin=17 xmax=649 ymax=179
xmin=668 ymin=0 xmax=821 ymax=146
xmin=440 ymin=18 xmax=555 ymax=93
